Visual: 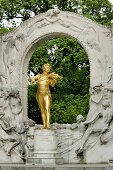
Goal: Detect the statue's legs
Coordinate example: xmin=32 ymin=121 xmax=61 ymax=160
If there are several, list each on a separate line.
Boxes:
xmin=36 ymin=93 xmax=47 ymax=128
xmin=44 ymin=95 xmax=51 ymax=129
xmin=77 ymin=125 xmax=102 ymax=155
xmin=7 ymin=141 xmax=20 ymax=155
xmin=77 ymin=128 xmax=93 ymax=155
xmin=3 ymin=136 xmax=20 ymax=156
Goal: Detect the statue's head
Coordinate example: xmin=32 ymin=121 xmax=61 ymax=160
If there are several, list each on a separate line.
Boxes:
xmin=10 ymin=96 xmax=22 ymax=115
xmin=42 ymin=63 xmax=51 ymax=73
xmin=76 ymin=114 xmax=84 ymax=123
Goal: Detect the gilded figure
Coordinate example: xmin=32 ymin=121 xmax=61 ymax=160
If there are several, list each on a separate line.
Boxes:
xmin=29 ymin=63 xmax=62 ymax=129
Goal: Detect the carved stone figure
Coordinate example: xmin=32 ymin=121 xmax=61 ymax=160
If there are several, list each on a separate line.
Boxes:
xmin=87 ymin=84 xmax=103 ymax=120
xmin=0 ymin=89 xmax=35 ymax=163
xmin=44 ymin=9 xmax=60 ymax=23
xmin=29 ymin=63 xmax=62 ymax=129
xmin=77 ymin=89 xmax=113 ymax=156
xmin=4 ymin=38 xmax=17 ymax=76
xmin=83 ymin=27 xmax=101 ymax=52
xmin=107 ymin=63 xmax=113 ymax=86
xmin=35 ymin=9 xmax=61 ymax=29
xmin=32 ymin=8 xmax=85 ymax=35
xmin=0 ymin=53 xmax=7 ymax=87
xmin=9 ymin=93 xmax=35 ymax=162
xmin=52 ymin=115 xmax=86 ymax=153
xmin=2 ymin=33 xmax=24 ymax=86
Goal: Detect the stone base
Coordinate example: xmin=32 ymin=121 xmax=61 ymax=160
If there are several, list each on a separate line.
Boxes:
xmin=26 ymin=129 xmax=63 ymax=165
xmin=0 ymin=164 xmax=113 ymax=170
xmin=26 ymin=151 xmax=63 ymax=165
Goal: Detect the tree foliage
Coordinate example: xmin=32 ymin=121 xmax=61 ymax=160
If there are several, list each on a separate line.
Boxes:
xmin=28 ymin=37 xmax=90 ymax=124
xmin=28 ymin=37 xmax=90 ymax=95
xmin=0 ymin=0 xmax=113 ymax=26
xmin=28 ymin=83 xmax=90 ymax=124
xmin=0 ymin=24 xmax=13 ymax=34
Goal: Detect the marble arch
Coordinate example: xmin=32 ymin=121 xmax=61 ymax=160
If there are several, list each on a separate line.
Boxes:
xmin=0 ymin=9 xmax=113 ymax=119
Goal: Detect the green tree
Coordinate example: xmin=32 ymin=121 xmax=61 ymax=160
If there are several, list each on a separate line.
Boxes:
xmin=0 ymin=24 xmax=13 ymax=34
xmin=0 ymin=0 xmax=113 ymax=26
xmin=28 ymin=37 xmax=90 ymax=124
xmin=28 ymin=37 xmax=90 ymax=95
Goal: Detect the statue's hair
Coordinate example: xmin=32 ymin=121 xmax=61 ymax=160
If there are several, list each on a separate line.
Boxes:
xmin=76 ymin=114 xmax=84 ymax=122
xmin=42 ymin=63 xmax=51 ymax=71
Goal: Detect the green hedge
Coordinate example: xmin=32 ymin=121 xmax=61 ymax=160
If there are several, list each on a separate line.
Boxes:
xmin=28 ymin=84 xmax=89 ymax=124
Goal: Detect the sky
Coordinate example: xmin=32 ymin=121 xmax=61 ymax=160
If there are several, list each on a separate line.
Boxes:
xmin=109 ymin=0 xmax=113 ymax=3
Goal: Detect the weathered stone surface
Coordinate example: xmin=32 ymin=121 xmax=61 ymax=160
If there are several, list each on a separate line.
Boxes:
xmin=34 ymin=129 xmax=57 ymax=152
xmin=27 ymin=129 xmax=63 ymax=165
xmin=0 ymin=164 xmax=112 ymax=170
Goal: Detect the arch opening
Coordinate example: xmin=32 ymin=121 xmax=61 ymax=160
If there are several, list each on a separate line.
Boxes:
xmin=21 ymin=33 xmax=90 ymax=123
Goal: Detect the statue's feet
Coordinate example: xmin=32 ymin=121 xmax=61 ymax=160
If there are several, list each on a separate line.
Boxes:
xmin=40 ymin=126 xmax=50 ymax=129
xmin=100 ymin=134 xmax=107 ymax=145
xmin=40 ymin=127 xmax=47 ymax=129
xmin=75 ymin=147 xmax=83 ymax=156
xmin=7 ymin=148 xmax=11 ymax=156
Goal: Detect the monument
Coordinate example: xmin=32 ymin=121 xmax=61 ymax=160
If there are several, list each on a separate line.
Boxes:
xmin=0 ymin=8 xmax=113 ymax=169
xmin=27 ymin=63 xmax=63 ymax=164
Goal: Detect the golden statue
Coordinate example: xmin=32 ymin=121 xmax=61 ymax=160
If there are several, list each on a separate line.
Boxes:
xmin=29 ymin=63 xmax=63 ymax=129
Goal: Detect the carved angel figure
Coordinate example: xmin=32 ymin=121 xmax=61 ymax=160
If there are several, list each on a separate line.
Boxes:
xmin=0 ymin=91 xmax=35 ymax=163
xmin=76 ymin=90 xmax=113 ymax=156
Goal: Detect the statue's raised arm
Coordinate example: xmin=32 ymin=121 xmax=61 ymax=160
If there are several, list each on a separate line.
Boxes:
xmin=48 ymin=72 xmax=63 ymax=87
xmin=28 ymin=74 xmax=40 ymax=83
xmin=49 ymin=72 xmax=63 ymax=80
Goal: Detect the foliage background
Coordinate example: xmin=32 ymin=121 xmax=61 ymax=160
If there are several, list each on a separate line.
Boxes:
xmin=28 ymin=37 xmax=90 ymax=124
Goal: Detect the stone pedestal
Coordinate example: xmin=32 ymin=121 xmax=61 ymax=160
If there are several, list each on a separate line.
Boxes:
xmin=26 ymin=129 xmax=63 ymax=165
